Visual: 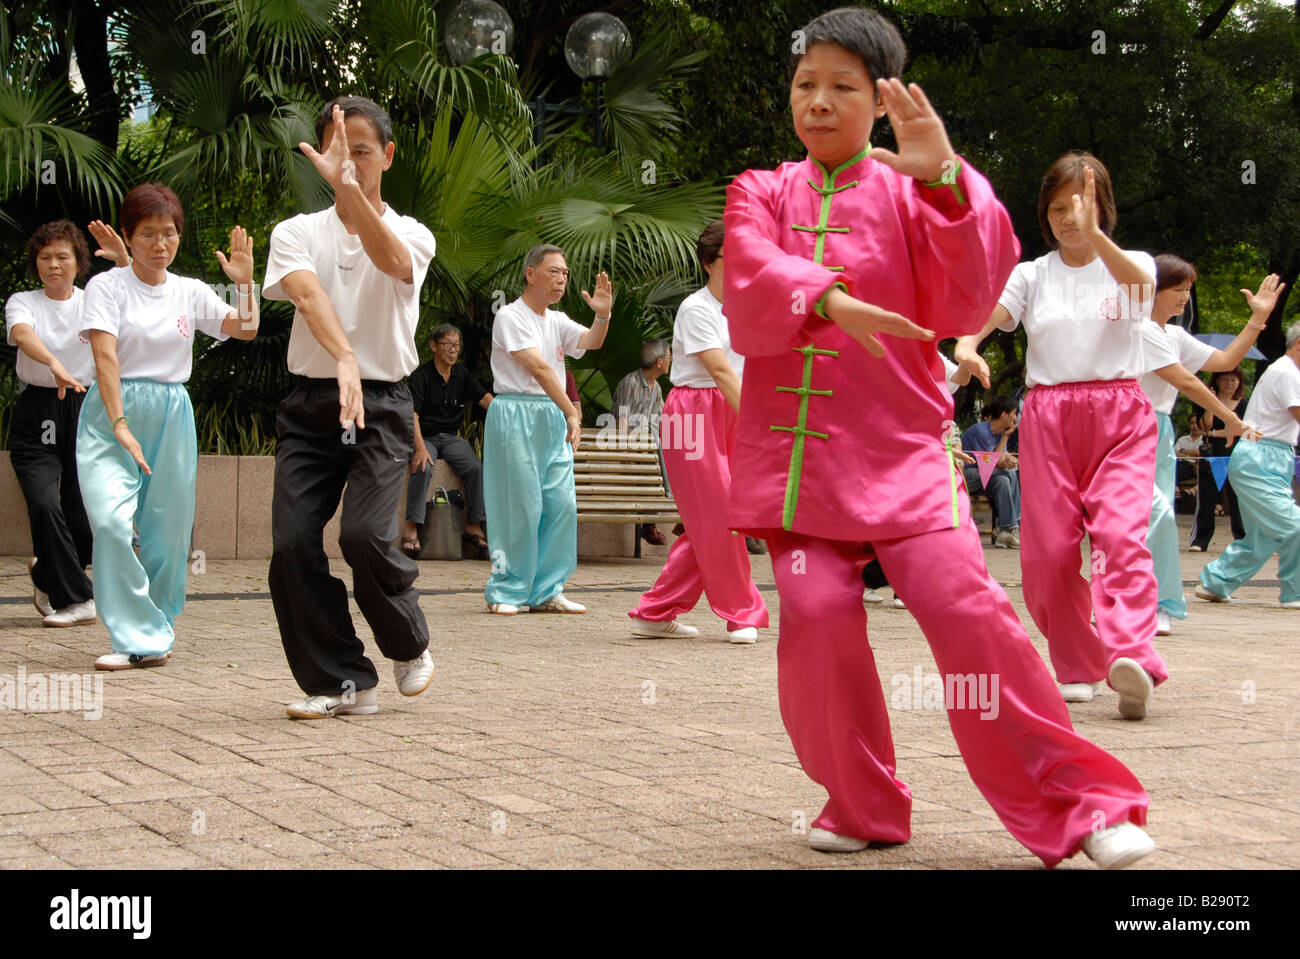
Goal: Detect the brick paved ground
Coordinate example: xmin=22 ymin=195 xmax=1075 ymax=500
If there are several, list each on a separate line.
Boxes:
xmin=1 ymin=515 xmax=1296 ymax=870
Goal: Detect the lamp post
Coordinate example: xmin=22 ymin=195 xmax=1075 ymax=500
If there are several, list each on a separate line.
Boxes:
xmin=443 ymin=2 xmax=631 ymax=149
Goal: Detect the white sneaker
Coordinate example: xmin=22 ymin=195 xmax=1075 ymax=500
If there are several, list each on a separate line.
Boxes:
xmin=1060 ymin=681 xmax=1102 ymax=703
xmin=43 ymin=599 xmax=98 ymax=628
xmin=891 ymin=595 xmax=906 ymax=609
xmin=1195 ymin=584 xmax=1229 ymax=603
xmin=1188 ymin=545 xmax=1203 ymax=552
xmin=285 ymin=686 xmax=378 ymax=719
xmin=1155 ymin=609 xmax=1172 ymax=636
xmin=630 ymin=617 xmax=699 ymax=638
xmin=727 ymin=626 xmax=758 ymax=644
xmin=94 ymin=650 xmax=170 ymax=671
xmin=808 ymin=827 xmax=869 ymax=852
xmin=393 ymin=649 xmax=435 ymax=696
xmin=993 ymin=528 xmax=1020 ymax=549
xmin=1081 ymin=822 xmax=1156 ymax=870
xmin=29 ymin=557 xmax=53 ymax=617
xmin=863 ymin=589 xmax=885 ymax=605
xmin=486 ymin=602 xmax=523 ymax=615
xmin=1109 ymin=657 xmax=1154 ymax=720
xmin=1281 ymin=600 xmax=1300 ymax=609
xmin=531 ymin=593 xmax=586 ymax=614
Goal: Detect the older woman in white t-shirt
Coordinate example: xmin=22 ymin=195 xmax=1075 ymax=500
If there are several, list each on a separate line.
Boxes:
xmin=77 ymin=182 xmax=258 ymax=670
xmin=955 ymin=152 xmax=1165 ymax=721
xmin=5 ymin=219 xmax=128 ymax=627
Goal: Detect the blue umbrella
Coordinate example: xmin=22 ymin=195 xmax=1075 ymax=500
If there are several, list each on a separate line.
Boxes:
xmin=1193 ymin=333 xmax=1267 ymax=361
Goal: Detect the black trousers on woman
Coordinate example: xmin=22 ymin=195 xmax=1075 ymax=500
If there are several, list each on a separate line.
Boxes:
xmin=9 ymin=386 xmax=94 ymax=608
xmin=1191 ymin=458 xmax=1245 ymax=549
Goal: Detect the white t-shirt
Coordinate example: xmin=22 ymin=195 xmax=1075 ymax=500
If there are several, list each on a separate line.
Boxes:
xmin=1174 ymin=433 xmax=1202 ymax=455
xmin=1138 ymin=320 xmax=1215 ymax=414
xmin=263 ymin=205 xmax=435 ymax=381
xmin=491 ymin=298 xmax=587 ymax=395
xmin=670 ymin=287 xmax=744 ymax=389
xmin=5 ymin=288 xmax=95 ymax=387
xmin=1242 ymin=354 xmax=1300 ymax=446
xmin=998 ymin=249 xmax=1156 ymax=387
xmin=80 ymin=267 xmax=230 ymax=382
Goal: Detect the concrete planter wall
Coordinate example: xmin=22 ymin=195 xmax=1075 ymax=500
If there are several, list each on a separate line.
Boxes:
xmin=1 ymin=451 xmax=637 ymax=559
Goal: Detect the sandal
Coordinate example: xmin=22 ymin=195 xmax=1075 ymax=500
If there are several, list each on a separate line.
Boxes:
xmin=400 ymin=538 xmax=422 ymax=559
xmin=462 ymin=532 xmax=488 ymax=550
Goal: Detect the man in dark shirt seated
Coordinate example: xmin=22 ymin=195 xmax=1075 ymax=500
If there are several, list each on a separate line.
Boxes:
xmin=961 ymin=395 xmax=1021 ymax=549
xmin=401 ymin=323 xmax=493 ymax=554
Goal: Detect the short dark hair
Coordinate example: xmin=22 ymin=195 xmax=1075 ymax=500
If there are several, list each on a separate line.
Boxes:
xmin=316 ymin=95 xmax=393 ymax=147
xmin=790 ymin=6 xmax=906 ymax=83
xmin=523 ymin=243 xmax=565 ymax=283
xmin=26 ymin=219 xmax=91 ymax=282
xmin=696 ymin=219 xmax=724 ymax=270
xmin=1037 ymin=152 xmax=1117 ymax=250
xmin=640 ymin=339 xmax=670 ymax=370
xmin=984 ymin=396 xmax=1018 ymax=420
xmin=1209 ymin=366 xmax=1245 ymax=402
xmin=1155 ymin=254 xmax=1198 ymax=292
xmin=120 ymin=182 xmax=185 ymax=239
xmin=430 ymin=323 xmax=461 ymax=345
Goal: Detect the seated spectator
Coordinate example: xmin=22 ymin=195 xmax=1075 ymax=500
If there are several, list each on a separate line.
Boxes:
xmin=400 ymin=323 xmax=492 ymax=555
xmin=961 ymin=396 xmax=1021 ymax=548
xmin=1173 ymin=426 xmax=1203 ymax=486
xmin=612 ymin=339 xmax=671 ymax=545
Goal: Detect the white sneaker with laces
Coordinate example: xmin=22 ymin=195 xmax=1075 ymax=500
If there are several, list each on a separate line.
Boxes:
xmin=1195 ymin=584 xmax=1229 ymax=603
xmin=29 ymin=557 xmax=53 ymax=617
xmin=631 ymin=617 xmax=699 ymax=638
xmin=863 ymin=589 xmax=884 ymax=604
xmin=727 ymin=626 xmax=758 ymax=644
xmin=286 ymin=685 xmax=378 ymax=719
xmin=531 ymin=593 xmax=586 ymax=614
xmin=1109 ymin=657 xmax=1154 ymax=720
xmin=1059 ymin=681 xmax=1102 ymax=703
xmin=393 ymin=650 xmax=435 ymax=696
xmin=1155 ymin=609 xmax=1172 ymax=636
xmin=1081 ymin=822 xmax=1156 ymax=869
xmin=94 ymin=650 xmax=170 ymax=671
xmin=43 ymin=599 xmax=98 ymax=628
xmin=808 ymin=827 xmax=869 ymax=853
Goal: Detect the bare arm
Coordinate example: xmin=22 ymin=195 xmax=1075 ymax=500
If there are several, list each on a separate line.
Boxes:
xmin=512 ymin=347 xmax=581 ymax=448
xmin=479 ymin=393 xmax=493 ymax=410
xmin=1153 ymin=363 xmax=1254 ymax=438
xmin=10 ymin=325 xmax=85 ymax=399
xmin=697 ymin=348 xmax=742 ymax=412
xmin=88 ymin=330 xmax=151 ymax=474
xmin=280 ymin=269 xmax=365 ymax=429
xmin=954 ymin=304 xmax=1014 ymax=389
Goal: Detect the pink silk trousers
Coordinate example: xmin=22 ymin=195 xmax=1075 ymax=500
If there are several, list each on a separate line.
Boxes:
xmin=630 ymin=387 xmax=768 ymax=630
xmin=1019 ymin=379 xmax=1168 ymax=687
xmin=765 ymin=507 xmax=1150 ymax=867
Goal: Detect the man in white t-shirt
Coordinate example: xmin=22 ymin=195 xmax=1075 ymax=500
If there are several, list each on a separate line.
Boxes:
xmin=1199 ymin=322 xmax=1300 ymax=608
xmin=483 ymin=244 xmax=612 ymax=614
xmin=262 ymin=96 xmax=436 ymax=719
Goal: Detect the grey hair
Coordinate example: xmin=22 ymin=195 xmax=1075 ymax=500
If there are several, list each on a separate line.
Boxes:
xmin=1286 ymin=321 xmax=1300 ymax=351
xmin=523 ymin=244 xmax=565 ymax=283
xmin=640 ymin=339 xmax=670 ymax=370
xmin=430 ymin=323 xmax=460 ymax=345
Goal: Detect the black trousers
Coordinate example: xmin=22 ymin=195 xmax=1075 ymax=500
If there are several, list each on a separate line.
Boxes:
xmin=269 ymin=379 xmax=429 ymax=696
xmin=10 ymin=386 xmax=93 ymax=608
xmin=1191 ymin=459 xmax=1245 ymax=549
xmin=405 ymin=433 xmax=486 ymax=525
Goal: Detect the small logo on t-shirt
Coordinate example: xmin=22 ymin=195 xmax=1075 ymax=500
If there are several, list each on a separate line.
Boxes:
xmin=338 ymin=263 xmax=354 ymax=272
xmin=1100 ymin=296 xmax=1122 ymax=322
xmin=554 ymin=345 xmax=564 ymax=362
xmin=77 ymin=331 xmax=90 ymax=345
xmin=177 ymin=314 xmax=191 ymax=338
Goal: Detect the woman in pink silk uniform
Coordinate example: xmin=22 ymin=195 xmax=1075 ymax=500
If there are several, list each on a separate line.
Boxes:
xmin=723 ymin=6 xmax=1154 ymax=869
